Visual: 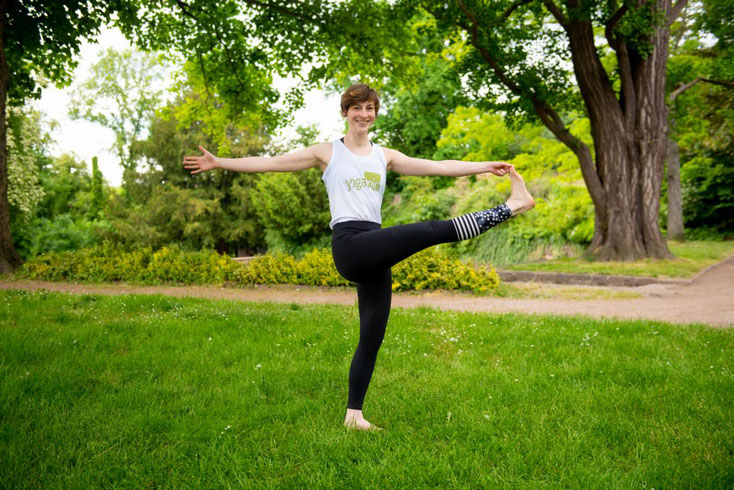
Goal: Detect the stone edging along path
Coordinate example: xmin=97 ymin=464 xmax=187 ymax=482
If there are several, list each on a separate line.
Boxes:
xmin=496 ymin=253 xmax=734 ymax=286
xmin=497 ymin=270 xmax=687 ymax=287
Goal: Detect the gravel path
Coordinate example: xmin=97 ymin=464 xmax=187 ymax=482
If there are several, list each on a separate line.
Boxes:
xmin=2 ymin=256 xmax=733 ymax=327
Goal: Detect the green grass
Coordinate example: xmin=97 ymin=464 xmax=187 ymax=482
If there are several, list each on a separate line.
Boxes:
xmin=1 ymin=290 xmax=732 ymax=488
xmin=493 ymin=282 xmax=642 ymax=299
xmin=503 ymin=240 xmax=734 ymax=278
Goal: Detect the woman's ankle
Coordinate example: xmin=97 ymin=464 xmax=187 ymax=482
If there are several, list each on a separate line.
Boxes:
xmin=345 ymin=408 xmax=363 ymax=420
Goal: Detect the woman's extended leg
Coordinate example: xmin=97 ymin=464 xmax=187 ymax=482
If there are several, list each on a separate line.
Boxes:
xmin=333 ymin=169 xmax=535 ymax=281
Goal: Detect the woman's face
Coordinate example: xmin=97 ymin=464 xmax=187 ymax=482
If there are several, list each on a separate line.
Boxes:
xmin=344 ymin=101 xmax=376 ymax=132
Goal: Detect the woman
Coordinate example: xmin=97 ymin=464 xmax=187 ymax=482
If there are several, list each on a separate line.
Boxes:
xmin=183 ymin=83 xmax=535 ymax=431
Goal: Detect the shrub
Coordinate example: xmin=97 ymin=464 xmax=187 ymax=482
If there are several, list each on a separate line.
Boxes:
xmin=391 ymin=247 xmax=499 ymax=294
xmin=19 ymin=243 xmax=500 ymax=294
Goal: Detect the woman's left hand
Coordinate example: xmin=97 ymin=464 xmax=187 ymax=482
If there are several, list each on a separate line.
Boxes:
xmin=487 ymin=162 xmax=514 ymax=176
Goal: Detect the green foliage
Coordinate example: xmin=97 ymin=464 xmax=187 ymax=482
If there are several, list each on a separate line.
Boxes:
xmin=19 ymin=242 xmax=241 ymax=285
xmin=4 ymin=0 xmax=118 ymax=104
xmin=6 ymin=109 xmax=113 ymax=260
xmin=374 ymin=36 xmax=468 ymax=160
xmin=383 ymin=177 xmax=458 ymax=224
xmin=240 ymin=247 xmax=500 ymax=294
xmin=12 ymin=214 xmax=110 ymax=258
xmin=667 ymin=11 xmax=734 ymax=236
xmin=6 ymin=107 xmax=50 ymax=224
xmin=20 ymin=244 xmax=500 ymax=293
xmin=391 ymin=247 xmax=499 ymax=293
xmin=249 ymin=168 xmax=331 ymax=252
xmin=699 ymin=0 xmax=734 ymax=80
xmin=680 ymin=153 xmax=734 ymax=233
xmin=452 ymin=225 xmax=587 ymax=267
xmin=87 ymin=156 xmax=105 ymax=220
xmin=165 ymin=61 xmax=276 ymax=157
xmin=68 ymin=48 xmax=169 ymax=192
xmin=417 ymin=1 xmax=580 ymax=125
xmin=104 ymin=79 xmax=271 ymax=255
xmin=120 ymin=1 xmax=415 ymax=125
xmin=101 ymin=179 xmax=265 ymax=255
xmin=388 ymin=108 xmax=595 ymax=264
xmin=34 ymin=154 xmax=92 ymax=219
xmin=434 ymin=108 xmax=524 ymax=163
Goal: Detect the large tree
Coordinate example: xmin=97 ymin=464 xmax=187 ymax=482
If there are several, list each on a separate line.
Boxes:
xmin=406 ymin=0 xmax=687 ymax=260
xmin=1 ymin=0 xmax=120 ymax=272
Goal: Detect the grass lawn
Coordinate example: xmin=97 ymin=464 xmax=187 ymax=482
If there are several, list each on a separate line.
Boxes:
xmin=1 ymin=290 xmax=732 ymax=487
xmin=502 ymin=240 xmax=734 ymax=278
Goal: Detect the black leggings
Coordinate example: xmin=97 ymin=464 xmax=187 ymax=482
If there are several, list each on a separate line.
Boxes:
xmin=331 ymin=206 xmax=511 ymax=410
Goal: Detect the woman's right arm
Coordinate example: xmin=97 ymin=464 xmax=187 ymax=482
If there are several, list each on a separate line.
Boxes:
xmin=183 ymin=142 xmax=331 ymax=175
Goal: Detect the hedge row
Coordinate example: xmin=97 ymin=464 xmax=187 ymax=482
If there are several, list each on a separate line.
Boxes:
xmin=18 ymin=242 xmax=500 ymax=293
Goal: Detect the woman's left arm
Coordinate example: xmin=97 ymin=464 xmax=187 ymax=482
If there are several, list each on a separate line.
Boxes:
xmin=384 ymin=148 xmax=512 ymax=177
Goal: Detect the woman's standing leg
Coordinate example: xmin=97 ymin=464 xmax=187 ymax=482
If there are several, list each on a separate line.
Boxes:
xmin=344 ymin=268 xmax=392 ymax=430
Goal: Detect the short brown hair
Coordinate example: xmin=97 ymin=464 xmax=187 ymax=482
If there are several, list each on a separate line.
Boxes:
xmin=340 ymin=83 xmax=380 ymax=116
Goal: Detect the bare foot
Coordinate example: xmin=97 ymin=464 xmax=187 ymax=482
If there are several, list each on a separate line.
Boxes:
xmin=344 ymin=409 xmax=384 ymax=431
xmin=505 ymin=167 xmax=535 ymax=215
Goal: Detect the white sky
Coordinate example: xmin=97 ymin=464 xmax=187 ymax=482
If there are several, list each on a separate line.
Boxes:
xmin=34 ymin=27 xmax=344 ymax=187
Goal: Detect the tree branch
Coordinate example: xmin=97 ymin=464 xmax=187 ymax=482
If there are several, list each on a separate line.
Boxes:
xmin=240 ymin=0 xmax=317 ymax=23
xmin=604 ymin=3 xmax=628 ymax=50
xmin=669 ymin=77 xmax=734 ymax=102
xmin=503 ymin=0 xmax=533 ymax=19
xmin=604 ymin=2 xmax=636 ymax=133
xmin=455 ymin=0 xmax=521 ymax=94
xmin=543 ymin=0 xmax=568 ymax=29
xmin=668 ymin=0 xmax=687 ymax=26
xmin=172 ymin=1 xmax=251 ymax=109
xmin=454 ymin=0 xmax=584 ymax=152
xmin=197 ymin=51 xmax=212 ymax=100
xmin=670 ymin=2 xmax=688 ymax=52
xmin=173 ymin=0 xmax=199 ymax=21
xmin=455 ymin=0 xmax=607 ymax=208
xmin=615 ymin=39 xmax=636 ymax=133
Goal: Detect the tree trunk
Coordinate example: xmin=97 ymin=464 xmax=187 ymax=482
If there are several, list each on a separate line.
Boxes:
xmin=665 ymin=136 xmax=685 ymax=241
xmin=565 ymin=0 xmax=674 ymax=260
xmin=0 ymin=0 xmax=23 ymax=273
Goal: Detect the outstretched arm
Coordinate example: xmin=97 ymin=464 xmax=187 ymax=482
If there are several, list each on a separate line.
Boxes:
xmin=384 ymin=148 xmax=513 ymax=177
xmin=183 ymin=143 xmax=331 ymax=175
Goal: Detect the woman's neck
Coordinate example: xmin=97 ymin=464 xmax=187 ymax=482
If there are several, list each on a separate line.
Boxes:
xmin=343 ymin=131 xmax=371 ymax=149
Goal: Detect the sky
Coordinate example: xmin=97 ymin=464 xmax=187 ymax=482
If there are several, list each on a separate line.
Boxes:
xmin=34 ymin=27 xmax=344 ymax=187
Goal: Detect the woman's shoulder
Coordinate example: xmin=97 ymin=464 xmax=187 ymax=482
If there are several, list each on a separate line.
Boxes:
xmin=307 ymin=141 xmax=336 ymax=172
xmin=379 ymin=146 xmax=399 ymax=162
xmin=307 ymin=141 xmax=334 ymax=161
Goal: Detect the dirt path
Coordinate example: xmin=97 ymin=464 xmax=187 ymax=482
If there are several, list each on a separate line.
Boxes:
xmin=2 ymin=256 xmax=733 ymax=327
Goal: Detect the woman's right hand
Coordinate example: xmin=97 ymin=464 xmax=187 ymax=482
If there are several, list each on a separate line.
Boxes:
xmin=183 ymin=146 xmax=218 ymax=174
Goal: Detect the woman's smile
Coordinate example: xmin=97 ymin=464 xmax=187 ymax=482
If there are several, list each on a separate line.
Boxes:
xmin=347 ymin=103 xmax=375 ymax=130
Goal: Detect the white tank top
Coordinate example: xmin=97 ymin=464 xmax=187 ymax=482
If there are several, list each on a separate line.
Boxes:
xmin=321 ymin=139 xmax=387 ymax=229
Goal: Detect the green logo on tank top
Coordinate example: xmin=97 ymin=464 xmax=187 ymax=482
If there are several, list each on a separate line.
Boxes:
xmin=346 ymin=171 xmax=381 ymax=192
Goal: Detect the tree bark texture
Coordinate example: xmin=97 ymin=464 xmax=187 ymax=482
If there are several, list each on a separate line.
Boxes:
xmin=0 ymin=0 xmax=23 ymax=273
xmin=561 ymin=0 xmax=674 ymax=260
xmin=665 ymin=136 xmax=684 ymax=240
